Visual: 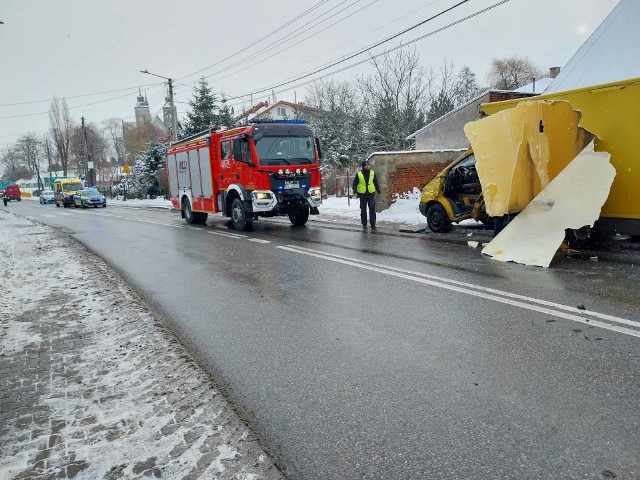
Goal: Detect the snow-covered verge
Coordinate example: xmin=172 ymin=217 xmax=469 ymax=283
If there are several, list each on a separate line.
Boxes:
xmin=0 ymin=211 xmax=283 ymax=480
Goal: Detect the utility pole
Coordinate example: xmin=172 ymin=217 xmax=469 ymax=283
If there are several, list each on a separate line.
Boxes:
xmin=140 ymin=69 xmax=177 ymax=142
xmin=168 ymin=78 xmax=177 ymax=142
xmin=81 ymin=116 xmax=90 ymax=185
xmin=45 ymin=139 xmax=53 ymax=188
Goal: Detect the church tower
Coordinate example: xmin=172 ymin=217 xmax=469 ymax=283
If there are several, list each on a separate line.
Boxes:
xmin=134 ymin=88 xmax=151 ymax=127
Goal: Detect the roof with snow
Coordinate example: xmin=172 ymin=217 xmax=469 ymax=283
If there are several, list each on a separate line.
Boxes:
xmin=405 ymin=88 xmax=536 ymax=141
xmin=545 ymin=0 xmax=639 ymax=93
xmin=513 ymin=77 xmax=554 ymax=94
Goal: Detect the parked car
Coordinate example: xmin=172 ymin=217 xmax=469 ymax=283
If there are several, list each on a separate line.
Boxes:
xmin=39 ymin=190 xmax=55 ymax=204
xmin=72 ymin=188 xmax=107 ymax=208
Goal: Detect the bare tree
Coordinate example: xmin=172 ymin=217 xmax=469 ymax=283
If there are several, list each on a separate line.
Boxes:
xmin=16 ymin=134 xmax=44 ymax=190
xmin=305 ymin=78 xmax=366 ymax=175
xmin=358 ymin=48 xmax=432 ymax=152
xmin=102 ymin=117 xmax=125 ymax=166
xmin=49 ymin=97 xmax=72 ymax=176
xmin=426 ymin=59 xmax=457 ymax=123
xmin=69 ymin=122 xmax=110 ymax=183
xmin=0 ymin=145 xmax=31 ymax=181
xmin=487 ymin=56 xmax=544 ymax=90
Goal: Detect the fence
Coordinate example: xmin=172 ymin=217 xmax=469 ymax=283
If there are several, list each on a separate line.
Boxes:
xmin=321 ymin=171 xmax=354 ymax=198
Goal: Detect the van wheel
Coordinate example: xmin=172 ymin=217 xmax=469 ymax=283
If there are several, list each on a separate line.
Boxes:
xmin=289 ymin=206 xmax=309 ymax=226
xmin=231 ymin=198 xmax=250 ymax=231
xmin=426 ymin=203 xmax=452 ymax=233
xmin=182 ymin=197 xmax=195 ymax=224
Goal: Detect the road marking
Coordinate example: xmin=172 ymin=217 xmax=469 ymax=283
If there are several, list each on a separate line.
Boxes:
xmin=278 ymin=244 xmax=640 ymax=338
xmin=208 ymin=231 xmax=248 ymax=239
xmin=248 ymin=238 xmax=271 ymax=244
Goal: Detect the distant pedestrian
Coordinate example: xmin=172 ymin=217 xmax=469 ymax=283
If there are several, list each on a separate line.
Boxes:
xmin=2 ymin=191 xmax=8 ymax=206
xmin=353 ymin=160 xmax=381 ymax=230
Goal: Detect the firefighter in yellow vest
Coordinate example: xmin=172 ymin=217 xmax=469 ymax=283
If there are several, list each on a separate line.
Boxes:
xmin=352 ymin=160 xmax=381 ymax=230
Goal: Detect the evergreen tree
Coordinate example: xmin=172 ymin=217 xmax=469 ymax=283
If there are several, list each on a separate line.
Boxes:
xmin=427 ymin=90 xmax=455 ymax=124
xmin=453 ymin=66 xmax=481 ymax=106
xmin=121 ymin=140 xmax=165 ymax=198
xmin=215 ymin=97 xmax=236 ymax=128
xmin=183 ymin=77 xmax=218 ymax=137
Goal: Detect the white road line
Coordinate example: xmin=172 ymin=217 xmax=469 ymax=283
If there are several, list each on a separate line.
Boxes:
xmin=207 ymin=231 xmax=248 ymax=239
xmin=248 ymin=238 xmax=271 ymax=244
xmin=278 ymin=245 xmax=640 ymax=338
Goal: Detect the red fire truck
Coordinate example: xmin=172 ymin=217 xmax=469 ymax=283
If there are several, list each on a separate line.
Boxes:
xmin=166 ymin=119 xmax=322 ymax=230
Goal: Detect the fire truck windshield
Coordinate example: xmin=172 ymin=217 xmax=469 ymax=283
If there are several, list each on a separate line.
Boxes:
xmin=254 ymin=135 xmax=314 ymax=166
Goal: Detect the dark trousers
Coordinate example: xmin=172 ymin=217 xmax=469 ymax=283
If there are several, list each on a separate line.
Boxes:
xmin=359 ymin=193 xmax=376 ymax=226
xmin=493 ymin=213 xmax=517 ymax=237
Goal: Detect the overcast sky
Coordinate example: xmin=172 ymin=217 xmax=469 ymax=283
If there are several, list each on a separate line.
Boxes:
xmin=0 ymin=0 xmax=620 ymax=149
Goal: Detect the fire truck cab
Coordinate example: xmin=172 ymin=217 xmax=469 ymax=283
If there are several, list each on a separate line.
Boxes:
xmin=167 ymin=119 xmax=322 ymax=230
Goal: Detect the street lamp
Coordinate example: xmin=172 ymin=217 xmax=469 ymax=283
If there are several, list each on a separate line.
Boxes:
xmin=140 ymin=69 xmax=177 ymax=142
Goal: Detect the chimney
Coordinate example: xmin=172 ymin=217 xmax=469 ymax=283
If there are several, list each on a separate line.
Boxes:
xmin=549 ymin=67 xmax=561 ymax=78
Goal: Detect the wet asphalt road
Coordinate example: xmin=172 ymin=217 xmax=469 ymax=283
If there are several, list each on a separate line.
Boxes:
xmin=6 ymin=201 xmax=640 ymax=479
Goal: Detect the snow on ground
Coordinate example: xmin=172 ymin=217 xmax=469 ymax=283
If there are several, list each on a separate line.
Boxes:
xmin=0 ymin=211 xmax=283 ymax=480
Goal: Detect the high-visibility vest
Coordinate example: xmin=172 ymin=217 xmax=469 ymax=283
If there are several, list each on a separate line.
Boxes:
xmin=356 ymin=170 xmax=376 ymax=194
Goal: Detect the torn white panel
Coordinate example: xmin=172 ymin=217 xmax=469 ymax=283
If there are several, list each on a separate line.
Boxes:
xmin=464 ymin=100 xmax=594 ymax=217
xmin=481 ymin=143 xmax=615 ymax=267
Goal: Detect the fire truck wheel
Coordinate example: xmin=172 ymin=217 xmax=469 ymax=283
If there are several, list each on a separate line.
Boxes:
xmin=195 ymin=212 xmax=208 ymax=224
xmin=182 ymin=197 xmax=195 ymax=224
xmin=231 ymin=198 xmax=249 ymax=231
xmin=289 ymin=206 xmax=310 ymax=226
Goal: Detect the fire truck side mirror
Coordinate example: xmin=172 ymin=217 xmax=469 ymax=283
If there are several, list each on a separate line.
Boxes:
xmin=315 ymin=137 xmax=323 ymax=160
xmin=252 ymin=132 xmax=264 ymax=143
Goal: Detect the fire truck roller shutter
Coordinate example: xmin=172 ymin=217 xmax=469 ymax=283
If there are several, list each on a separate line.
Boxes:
xmin=168 ymin=153 xmax=179 ymax=196
xmin=176 ymin=151 xmax=190 ymax=190
xmin=197 ymin=147 xmax=213 ymax=198
xmin=189 ymin=149 xmax=203 ymax=198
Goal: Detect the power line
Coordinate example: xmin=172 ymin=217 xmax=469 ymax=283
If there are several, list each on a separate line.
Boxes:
xmin=177 ymin=0 xmax=331 ymax=82
xmin=0 ymin=82 xmax=163 ymax=107
xmin=248 ymin=0 xmax=445 ymax=91
xmin=229 ymin=0 xmax=474 ymax=99
xmin=179 ymin=0 xmax=377 ymax=95
xmin=0 ymin=84 xmax=165 ymax=119
xmin=225 ymin=0 xmax=510 ymax=108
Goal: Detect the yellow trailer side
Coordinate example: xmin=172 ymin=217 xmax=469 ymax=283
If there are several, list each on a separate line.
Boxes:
xmin=481 ymin=77 xmax=640 ymax=235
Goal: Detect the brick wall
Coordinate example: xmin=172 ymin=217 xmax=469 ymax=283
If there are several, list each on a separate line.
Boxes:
xmin=368 ymin=150 xmax=466 ymax=210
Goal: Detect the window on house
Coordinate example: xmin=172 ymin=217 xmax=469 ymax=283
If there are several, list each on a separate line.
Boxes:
xmin=277 ymin=107 xmax=286 ymax=117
